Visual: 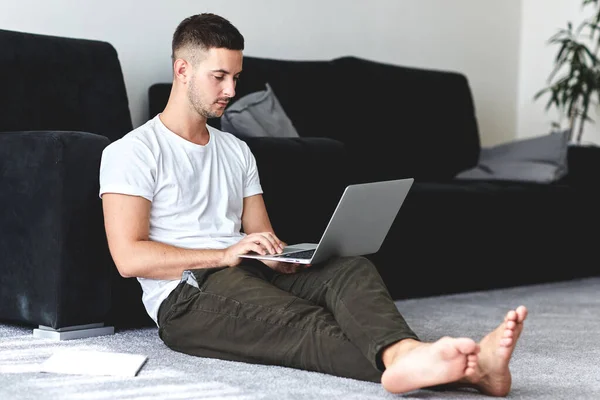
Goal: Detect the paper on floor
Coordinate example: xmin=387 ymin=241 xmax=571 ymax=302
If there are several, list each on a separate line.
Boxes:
xmin=39 ymin=349 xmax=147 ymax=377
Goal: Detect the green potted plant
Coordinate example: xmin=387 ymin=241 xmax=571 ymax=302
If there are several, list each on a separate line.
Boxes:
xmin=534 ymin=0 xmax=600 ymax=144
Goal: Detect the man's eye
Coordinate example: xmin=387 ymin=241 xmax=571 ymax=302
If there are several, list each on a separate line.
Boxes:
xmin=214 ymin=75 xmax=225 ymax=80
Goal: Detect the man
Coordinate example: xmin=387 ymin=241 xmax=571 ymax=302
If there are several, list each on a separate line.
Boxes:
xmin=100 ymin=12 xmax=528 ymax=396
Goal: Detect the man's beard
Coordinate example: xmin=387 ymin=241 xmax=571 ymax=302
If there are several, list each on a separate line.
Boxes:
xmin=188 ymin=80 xmax=222 ymax=119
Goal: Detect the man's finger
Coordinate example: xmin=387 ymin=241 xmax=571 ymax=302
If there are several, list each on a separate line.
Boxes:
xmin=248 ymin=233 xmax=276 ymax=254
xmin=250 ymin=232 xmax=278 ymax=254
xmin=261 ymin=233 xmax=281 ymax=253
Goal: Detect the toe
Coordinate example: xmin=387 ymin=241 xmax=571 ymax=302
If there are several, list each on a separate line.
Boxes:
xmin=506 ymin=310 xmax=517 ymax=322
xmin=454 ymin=338 xmax=479 ymax=355
xmin=467 ymin=354 xmax=478 ymax=367
xmin=516 ymin=306 xmax=528 ymax=322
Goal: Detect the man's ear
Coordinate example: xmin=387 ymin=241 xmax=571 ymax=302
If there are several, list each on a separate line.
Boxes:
xmin=173 ymin=59 xmax=191 ymax=84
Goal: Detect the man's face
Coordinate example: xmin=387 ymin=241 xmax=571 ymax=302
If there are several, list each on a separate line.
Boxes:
xmin=187 ymin=47 xmax=243 ymax=119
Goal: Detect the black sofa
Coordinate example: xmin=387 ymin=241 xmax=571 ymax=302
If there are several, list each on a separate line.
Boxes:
xmin=149 ymin=55 xmax=600 ymax=301
xmin=0 ymin=29 xmax=145 ymax=334
xmin=1 ymin=28 xmax=598 ymax=335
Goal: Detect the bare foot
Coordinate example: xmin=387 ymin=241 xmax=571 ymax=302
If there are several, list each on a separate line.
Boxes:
xmin=463 ymin=305 xmax=528 ymax=396
xmin=380 ymin=337 xmax=480 ymax=394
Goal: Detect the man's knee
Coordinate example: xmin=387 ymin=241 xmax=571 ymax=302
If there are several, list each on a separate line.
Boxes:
xmin=331 ymin=255 xmax=378 ymax=273
xmin=322 ymin=256 xmax=381 ymax=285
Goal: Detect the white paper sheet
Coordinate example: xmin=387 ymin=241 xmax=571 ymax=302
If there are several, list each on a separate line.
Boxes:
xmin=39 ymin=350 xmax=147 ymax=377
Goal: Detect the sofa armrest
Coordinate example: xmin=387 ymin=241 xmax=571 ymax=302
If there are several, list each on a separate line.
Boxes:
xmin=241 ymin=136 xmax=350 ymax=245
xmin=0 ymin=130 xmax=112 ymax=329
xmin=566 ymin=145 xmax=600 ymax=190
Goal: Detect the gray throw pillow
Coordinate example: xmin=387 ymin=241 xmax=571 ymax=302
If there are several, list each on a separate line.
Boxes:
xmin=220 ymin=83 xmax=299 ymax=138
xmin=455 ymin=129 xmax=570 ymax=183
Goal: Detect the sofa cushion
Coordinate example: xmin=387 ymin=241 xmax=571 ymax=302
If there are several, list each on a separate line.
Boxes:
xmin=232 ymin=56 xmax=342 ymax=139
xmin=221 ymin=83 xmax=299 ymax=138
xmin=332 ymin=56 xmax=481 ymax=182
xmin=455 ymin=130 xmax=570 ymax=183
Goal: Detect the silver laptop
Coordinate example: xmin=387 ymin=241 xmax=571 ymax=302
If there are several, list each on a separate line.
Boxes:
xmin=239 ymin=178 xmax=414 ymax=264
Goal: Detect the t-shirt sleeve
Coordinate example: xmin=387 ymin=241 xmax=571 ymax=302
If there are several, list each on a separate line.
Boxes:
xmin=242 ymin=142 xmax=263 ymax=198
xmin=99 ymin=138 xmax=156 ymax=202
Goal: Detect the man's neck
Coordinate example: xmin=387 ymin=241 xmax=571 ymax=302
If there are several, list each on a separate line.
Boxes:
xmin=159 ymin=102 xmax=210 ymax=146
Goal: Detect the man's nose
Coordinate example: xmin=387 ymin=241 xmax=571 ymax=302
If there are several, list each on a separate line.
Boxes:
xmin=223 ymin=79 xmax=236 ymax=98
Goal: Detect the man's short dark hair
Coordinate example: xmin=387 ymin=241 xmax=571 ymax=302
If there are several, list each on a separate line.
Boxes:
xmin=172 ymin=13 xmax=245 ymax=63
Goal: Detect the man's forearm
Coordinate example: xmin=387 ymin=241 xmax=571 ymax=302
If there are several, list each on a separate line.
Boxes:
xmin=114 ymin=239 xmax=227 ymax=280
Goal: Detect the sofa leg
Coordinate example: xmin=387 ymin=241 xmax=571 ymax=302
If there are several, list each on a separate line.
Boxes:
xmin=32 ymin=323 xmax=115 ymax=340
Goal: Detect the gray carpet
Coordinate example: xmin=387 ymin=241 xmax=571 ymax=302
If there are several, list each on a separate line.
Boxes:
xmin=1 ymin=277 xmax=599 ymax=399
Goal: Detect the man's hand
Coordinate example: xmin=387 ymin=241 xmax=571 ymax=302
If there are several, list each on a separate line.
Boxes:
xmin=223 ymin=231 xmax=284 ymax=267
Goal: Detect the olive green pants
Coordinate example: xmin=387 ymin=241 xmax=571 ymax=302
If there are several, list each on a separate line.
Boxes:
xmin=157 ymin=256 xmax=418 ymax=383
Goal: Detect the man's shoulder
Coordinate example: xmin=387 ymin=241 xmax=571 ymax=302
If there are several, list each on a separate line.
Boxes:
xmin=105 ymin=118 xmax=161 ymax=154
xmin=122 ymin=116 xmax=162 ymax=144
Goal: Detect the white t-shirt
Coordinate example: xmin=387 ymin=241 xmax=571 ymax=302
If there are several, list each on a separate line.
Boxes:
xmin=99 ymin=114 xmax=263 ymax=325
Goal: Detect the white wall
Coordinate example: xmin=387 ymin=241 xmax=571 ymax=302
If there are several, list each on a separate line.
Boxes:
xmin=518 ymin=0 xmax=600 ymax=145
xmin=1 ymin=0 xmax=522 ymax=147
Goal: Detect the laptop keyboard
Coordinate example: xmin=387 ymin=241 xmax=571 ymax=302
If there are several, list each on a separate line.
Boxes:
xmin=282 ymin=249 xmax=315 ymax=259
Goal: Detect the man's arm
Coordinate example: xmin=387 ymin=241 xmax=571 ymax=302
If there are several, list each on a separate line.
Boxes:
xmin=241 ymin=194 xmax=282 ymax=242
xmin=102 ymin=193 xmax=227 ymax=280
xmin=103 ymin=193 xmax=285 ymax=280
